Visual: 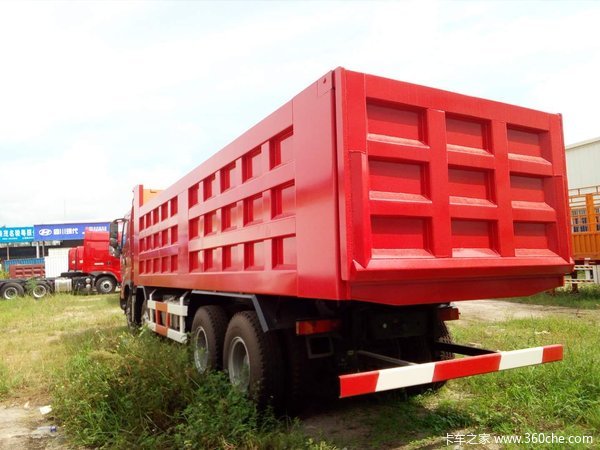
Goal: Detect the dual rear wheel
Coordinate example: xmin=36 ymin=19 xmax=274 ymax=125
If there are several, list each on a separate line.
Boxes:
xmin=0 ymin=282 xmax=24 ymax=300
xmin=189 ymin=305 xmax=454 ymax=409
xmin=0 ymin=281 xmax=51 ymax=300
xmin=191 ymin=307 xmax=283 ymax=409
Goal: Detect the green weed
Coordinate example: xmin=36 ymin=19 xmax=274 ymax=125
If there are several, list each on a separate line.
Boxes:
xmin=172 ymin=372 xmax=324 ymax=450
xmin=52 ymin=329 xmax=198 ymax=448
xmin=52 ymin=327 xmax=332 ymax=449
xmin=0 ymin=362 xmax=15 ymax=399
xmin=506 ymin=285 xmax=600 ymax=309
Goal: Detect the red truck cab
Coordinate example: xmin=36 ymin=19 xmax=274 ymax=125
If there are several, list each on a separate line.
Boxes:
xmin=71 ymin=230 xmax=122 ymax=293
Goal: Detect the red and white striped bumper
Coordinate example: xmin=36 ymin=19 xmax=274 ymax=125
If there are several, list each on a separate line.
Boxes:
xmin=339 ymin=344 xmax=563 ymax=398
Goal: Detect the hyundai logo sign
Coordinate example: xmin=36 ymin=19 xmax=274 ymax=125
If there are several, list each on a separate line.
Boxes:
xmin=34 ymin=222 xmax=111 ymax=241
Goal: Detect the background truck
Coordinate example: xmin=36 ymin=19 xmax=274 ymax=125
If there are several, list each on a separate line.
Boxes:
xmin=0 ymin=230 xmax=121 ymax=299
xmin=568 ymin=185 xmax=600 ymax=285
xmin=66 ymin=230 xmax=122 ymax=294
xmin=110 ymin=68 xmax=572 ymax=409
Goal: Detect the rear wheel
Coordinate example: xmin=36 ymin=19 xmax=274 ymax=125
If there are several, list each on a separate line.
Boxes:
xmin=403 ymin=320 xmax=454 ymax=394
xmin=223 ymin=311 xmax=284 ymax=409
xmin=191 ymin=306 xmax=228 ymax=373
xmin=283 ymin=331 xmax=309 ymax=412
xmin=1 ymin=283 xmax=24 ymax=300
xmin=30 ymin=282 xmax=50 ymax=300
xmin=96 ymin=276 xmax=116 ymax=294
xmin=125 ymin=291 xmax=138 ymax=329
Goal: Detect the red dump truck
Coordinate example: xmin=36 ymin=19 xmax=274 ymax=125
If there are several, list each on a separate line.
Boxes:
xmin=110 ymin=68 xmax=572 ymax=408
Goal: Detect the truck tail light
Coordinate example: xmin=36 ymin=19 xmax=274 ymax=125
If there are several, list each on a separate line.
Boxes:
xmin=296 ymin=319 xmax=341 ymax=336
xmin=438 ymin=306 xmax=460 ymax=322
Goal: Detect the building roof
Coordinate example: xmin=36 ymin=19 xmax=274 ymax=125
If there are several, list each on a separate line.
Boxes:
xmin=566 ymin=136 xmax=600 ymax=150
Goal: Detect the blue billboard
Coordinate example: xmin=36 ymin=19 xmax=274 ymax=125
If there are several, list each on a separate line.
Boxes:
xmin=34 ymin=222 xmax=111 ymax=241
xmin=0 ymin=227 xmax=35 ymax=243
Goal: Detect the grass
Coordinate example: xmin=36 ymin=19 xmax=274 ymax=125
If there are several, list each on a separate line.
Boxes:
xmin=505 ymin=284 xmax=600 ymax=310
xmin=2 ymin=292 xmax=599 ymax=449
xmin=52 ymin=328 xmax=330 ymax=449
xmin=0 ymin=293 xmax=332 ymax=449
xmin=0 ymin=292 xmax=123 ymax=402
xmin=332 ymin=314 xmax=599 ymax=449
xmin=451 ymin=316 xmax=600 ymax=443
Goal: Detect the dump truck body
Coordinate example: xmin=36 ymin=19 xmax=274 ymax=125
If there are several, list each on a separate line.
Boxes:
xmin=113 ymin=68 xmax=571 ymax=407
xmin=129 ymin=68 xmax=571 ymax=304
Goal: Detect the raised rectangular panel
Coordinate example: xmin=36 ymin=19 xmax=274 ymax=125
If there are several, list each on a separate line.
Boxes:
xmin=371 ymin=216 xmax=431 ymax=257
xmin=369 ymin=160 xmax=427 ymax=200
xmin=446 ymin=115 xmax=490 ymax=153
xmin=367 ymin=101 xmax=426 ymax=146
xmin=448 ymin=167 xmax=493 ymax=203
xmin=451 ymin=219 xmax=497 ymax=257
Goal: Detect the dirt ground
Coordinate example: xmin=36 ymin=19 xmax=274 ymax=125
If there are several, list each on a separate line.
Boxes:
xmin=454 ymin=299 xmax=599 ymax=323
xmin=1 ymin=299 xmax=596 ymax=450
xmin=0 ymin=405 xmax=65 ymax=450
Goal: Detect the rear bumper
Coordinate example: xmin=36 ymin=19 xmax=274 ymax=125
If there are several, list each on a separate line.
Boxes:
xmin=339 ymin=344 xmax=563 ymax=398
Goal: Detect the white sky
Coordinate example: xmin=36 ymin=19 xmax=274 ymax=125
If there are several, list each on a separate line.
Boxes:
xmin=0 ymin=0 xmax=598 ymax=226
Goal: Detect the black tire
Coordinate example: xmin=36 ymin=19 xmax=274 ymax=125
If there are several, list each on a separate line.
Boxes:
xmin=191 ymin=306 xmax=228 ymax=373
xmin=404 ymin=320 xmax=454 ymax=394
xmin=30 ymin=282 xmax=51 ymax=300
xmin=433 ymin=321 xmax=454 ymax=362
xmin=223 ymin=311 xmax=284 ymax=409
xmin=96 ymin=276 xmax=116 ymax=294
xmin=0 ymin=282 xmax=25 ymax=300
xmin=283 ymin=331 xmax=308 ymax=413
xmin=125 ymin=291 xmax=138 ymax=329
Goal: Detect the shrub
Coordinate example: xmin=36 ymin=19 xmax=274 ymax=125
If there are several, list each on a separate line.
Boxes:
xmin=53 ymin=328 xmax=331 ymax=449
xmin=53 ymin=329 xmax=198 ymax=447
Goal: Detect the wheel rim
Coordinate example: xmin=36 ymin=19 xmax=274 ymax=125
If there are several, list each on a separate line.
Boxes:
xmin=4 ymin=287 xmax=18 ymax=300
xmin=32 ymin=285 xmax=47 ymax=299
xmin=142 ymin=302 xmax=151 ymax=326
xmin=193 ymin=327 xmax=209 ymax=373
xmin=228 ymin=336 xmax=250 ymax=392
xmin=99 ymin=280 xmax=113 ymax=292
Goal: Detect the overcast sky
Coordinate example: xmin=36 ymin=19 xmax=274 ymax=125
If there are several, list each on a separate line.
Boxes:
xmin=0 ymin=0 xmax=598 ymax=227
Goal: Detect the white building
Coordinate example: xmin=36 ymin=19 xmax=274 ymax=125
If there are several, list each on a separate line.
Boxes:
xmin=565 ymin=136 xmax=600 ymax=190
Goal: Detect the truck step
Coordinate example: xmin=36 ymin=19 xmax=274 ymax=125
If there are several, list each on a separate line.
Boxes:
xmin=146 ymin=294 xmax=188 ymax=343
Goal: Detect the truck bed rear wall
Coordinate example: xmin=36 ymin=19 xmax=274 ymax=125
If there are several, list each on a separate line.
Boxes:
xmin=132 ymin=68 xmax=572 ymax=305
xmin=335 ymin=69 xmax=572 ymax=304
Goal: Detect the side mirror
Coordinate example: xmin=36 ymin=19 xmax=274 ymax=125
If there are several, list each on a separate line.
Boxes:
xmin=109 ymin=220 xmax=122 ymax=257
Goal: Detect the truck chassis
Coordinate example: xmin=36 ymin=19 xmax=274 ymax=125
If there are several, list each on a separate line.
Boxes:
xmin=123 ymin=287 xmax=562 ymax=409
